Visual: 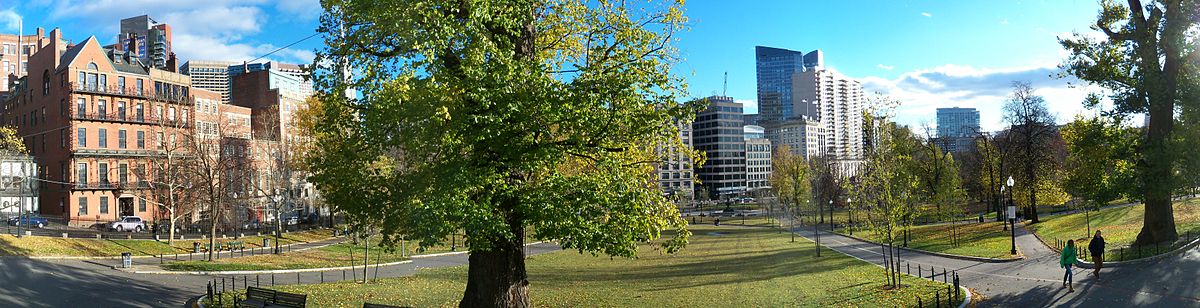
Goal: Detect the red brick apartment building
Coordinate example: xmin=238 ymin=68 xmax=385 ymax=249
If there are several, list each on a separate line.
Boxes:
xmin=0 ymin=29 xmax=196 ymax=227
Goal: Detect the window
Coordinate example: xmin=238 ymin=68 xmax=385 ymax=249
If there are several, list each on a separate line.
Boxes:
xmin=86 ymin=73 xmax=97 ymax=91
xmin=156 ymin=132 xmax=164 ymax=149
xmin=98 ymin=128 xmax=107 ymax=148
xmin=77 ymin=128 xmax=86 ymax=147
xmin=136 ymin=79 xmax=144 ymax=95
xmin=117 ymin=77 xmax=125 ymax=94
xmin=118 ymin=130 xmax=126 ymax=149
xmin=99 ymin=197 xmax=108 ymax=214
xmin=182 ymin=109 xmax=188 ymax=123
xmin=136 ymin=104 xmax=144 ymax=121
xmin=138 ymin=198 xmax=146 ymax=212
xmin=88 ymin=62 xmax=98 ymax=70
xmin=99 ymin=74 xmax=107 ymax=91
xmin=117 ymin=102 xmax=126 ymax=120
xmin=98 ymin=162 xmax=108 ymax=184
xmin=155 ymin=106 xmax=163 ymax=119
xmin=168 ymin=107 xmax=176 ymax=121
xmin=97 ymin=100 xmax=107 ymax=119
xmin=119 ymin=164 xmax=128 ymax=184
xmin=76 ymin=98 xmax=86 ymax=117
xmin=42 ymin=71 xmax=49 ymax=96
xmin=61 ymin=129 xmax=66 ymax=148
xmin=76 ymin=163 xmax=87 ymax=185
xmin=136 ymin=131 xmax=144 ymax=149
xmin=78 ymin=197 xmax=88 ymax=216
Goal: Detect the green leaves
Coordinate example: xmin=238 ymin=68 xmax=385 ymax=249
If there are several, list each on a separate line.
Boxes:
xmin=307 ymin=0 xmax=697 ymax=258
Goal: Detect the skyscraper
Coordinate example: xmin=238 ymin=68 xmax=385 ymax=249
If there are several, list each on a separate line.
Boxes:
xmin=117 ymin=15 xmax=174 ymax=71
xmin=691 ymin=96 xmax=746 ymax=199
xmin=180 ymin=60 xmax=238 ymax=103
xmin=755 ymin=46 xmax=823 ymax=125
xmin=936 ymin=107 xmax=980 ymax=152
xmin=755 ymin=46 xmax=864 ymax=162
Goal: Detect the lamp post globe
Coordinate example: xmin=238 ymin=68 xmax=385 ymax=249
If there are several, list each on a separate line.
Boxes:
xmin=1006 ymin=176 xmax=1017 ymax=255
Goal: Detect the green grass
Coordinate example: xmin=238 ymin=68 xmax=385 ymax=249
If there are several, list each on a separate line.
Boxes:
xmin=838 ymin=221 xmax=1018 ymax=259
xmin=0 ymin=228 xmax=336 ymax=257
xmin=165 ymin=235 xmax=459 ymax=271
xmin=207 ymin=225 xmax=958 ymax=307
xmin=1029 ymin=199 xmax=1200 ymax=261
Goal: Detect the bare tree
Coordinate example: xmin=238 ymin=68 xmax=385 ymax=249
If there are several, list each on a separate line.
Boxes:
xmin=136 ymin=97 xmax=196 ymax=244
xmin=1003 ymin=81 xmax=1058 ymax=223
xmin=248 ymin=103 xmax=306 ymax=254
xmin=184 ymin=103 xmax=252 ymax=261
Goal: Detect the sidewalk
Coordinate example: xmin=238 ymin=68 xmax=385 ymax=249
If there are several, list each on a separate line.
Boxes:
xmin=793 ymin=224 xmax=1200 ymax=307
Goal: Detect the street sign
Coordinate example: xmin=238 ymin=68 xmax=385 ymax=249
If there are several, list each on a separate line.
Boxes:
xmin=1007 ymin=206 xmax=1016 ymax=220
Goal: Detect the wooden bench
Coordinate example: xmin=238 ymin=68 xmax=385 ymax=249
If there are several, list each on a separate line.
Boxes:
xmin=237 ymin=287 xmax=274 ymax=308
xmin=235 ymin=287 xmax=307 ymax=308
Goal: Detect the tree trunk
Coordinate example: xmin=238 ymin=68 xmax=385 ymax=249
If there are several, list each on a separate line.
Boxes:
xmin=460 ymin=217 xmax=529 ymax=308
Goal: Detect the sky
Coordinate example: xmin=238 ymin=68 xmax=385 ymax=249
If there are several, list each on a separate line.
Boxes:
xmin=0 ymin=1 xmax=1109 ymax=132
xmin=674 ymin=1 xmax=1109 ymax=132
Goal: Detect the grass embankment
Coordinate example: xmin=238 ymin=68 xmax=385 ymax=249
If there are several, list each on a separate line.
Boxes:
xmin=164 ymin=236 xmax=457 ymax=271
xmin=208 ymin=225 xmax=958 ymax=308
xmin=0 ymin=228 xmax=335 ymax=257
xmin=838 ymin=221 xmax=1017 ymax=259
xmin=1029 ymin=199 xmax=1200 ymax=261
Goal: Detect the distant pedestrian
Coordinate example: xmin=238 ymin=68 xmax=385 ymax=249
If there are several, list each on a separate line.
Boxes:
xmin=1088 ymin=230 xmax=1106 ymax=279
xmin=1060 ymin=239 xmax=1077 ymax=292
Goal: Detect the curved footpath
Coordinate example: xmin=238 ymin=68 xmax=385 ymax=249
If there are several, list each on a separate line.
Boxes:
xmin=796 ymin=224 xmax=1200 ymax=307
xmin=0 ymin=242 xmax=562 ymax=307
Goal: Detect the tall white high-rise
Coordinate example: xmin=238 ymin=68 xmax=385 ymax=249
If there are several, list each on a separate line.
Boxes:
xmin=180 ymin=60 xmax=238 ymax=103
xmin=793 ymin=68 xmax=865 ymax=160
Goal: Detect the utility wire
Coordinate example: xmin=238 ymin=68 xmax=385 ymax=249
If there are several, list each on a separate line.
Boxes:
xmin=245 ymin=32 xmax=321 ymax=64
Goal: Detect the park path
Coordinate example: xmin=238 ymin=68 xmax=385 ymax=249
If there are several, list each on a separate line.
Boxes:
xmin=0 ymin=242 xmax=562 ymax=307
xmin=795 ymin=224 xmax=1200 ymax=307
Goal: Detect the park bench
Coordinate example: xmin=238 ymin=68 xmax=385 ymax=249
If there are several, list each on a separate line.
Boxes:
xmin=236 ymin=287 xmax=308 ymax=308
xmin=228 ymin=241 xmax=244 ymax=250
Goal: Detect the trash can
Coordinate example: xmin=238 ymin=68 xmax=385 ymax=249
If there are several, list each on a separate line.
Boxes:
xmin=714 ymin=218 xmax=721 ymax=226
xmin=192 ymin=242 xmax=200 ymax=253
xmin=121 ymin=252 xmax=132 ymax=268
xmin=263 ymin=238 xmax=270 ymax=248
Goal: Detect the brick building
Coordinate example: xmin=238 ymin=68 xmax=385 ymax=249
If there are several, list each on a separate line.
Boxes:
xmin=0 ymin=28 xmax=45 ymax=93
xmin=1 ymin=29 xmax=195 ymax=227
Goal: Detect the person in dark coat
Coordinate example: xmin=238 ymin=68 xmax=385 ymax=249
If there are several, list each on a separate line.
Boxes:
xmin=1088 ymin=230 xmax=1106 ymax=279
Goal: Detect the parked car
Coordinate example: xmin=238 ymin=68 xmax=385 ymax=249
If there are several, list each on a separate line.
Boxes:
xmin=284 ymin=216 xmax=300 ymax=226
xmin=7 ymin=214 xmax=48 ymax=228
xmin=109 ymin=216 xmax=147 ymax=232
xmin=242 ymin=220 xmax=262 ymax=230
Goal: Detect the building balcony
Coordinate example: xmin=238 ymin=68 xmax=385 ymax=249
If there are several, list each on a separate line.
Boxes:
xmin=73 ymin=181 xmax=151 ymax=190
xmin=69 ymin=82 xmax=193 ymax=105
xmin=70 ymin=111 xmax=190 ymax=128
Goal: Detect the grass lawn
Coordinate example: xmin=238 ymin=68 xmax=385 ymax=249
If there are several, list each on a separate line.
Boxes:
xmin=838 ymin=221 xmax=1017 ymax=259
xmin=208 ymin=225 xmax=958 ymax=307
xmin=164 ymin=236 xmax=457 ymax=271
xmin=1028 ymin=199 xmax=1200 ymax=261
xmin=0 ymin=228 xmax=336 ymax=257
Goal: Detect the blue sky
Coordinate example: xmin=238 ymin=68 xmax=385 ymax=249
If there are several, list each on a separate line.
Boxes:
xmin=2 ymin=1 xmax=1107 ymax=131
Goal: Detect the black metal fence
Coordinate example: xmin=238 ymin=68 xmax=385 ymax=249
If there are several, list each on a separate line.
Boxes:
xmin=1051 ymin=229 xmax=1199 ymax=262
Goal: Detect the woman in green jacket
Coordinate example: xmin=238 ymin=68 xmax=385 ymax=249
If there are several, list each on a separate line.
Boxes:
xmin=1060 ymin=239 xmax=1077 ymax=292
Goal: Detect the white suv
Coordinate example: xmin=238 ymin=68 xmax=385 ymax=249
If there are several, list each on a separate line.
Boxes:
xmin=109 ymin=216 xmax=146 ymax=232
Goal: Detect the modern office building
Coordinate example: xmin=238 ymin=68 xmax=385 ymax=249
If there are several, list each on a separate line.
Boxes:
xmin=0 ymin=28 xmax=46 ymax=93
xmin=755 ymin=46 xmax=864 ymax=165
xmin=765 ymin=119 xmax=824 ymax=159
xmin=0 ymin=29 xmax=195 ymax=227
xmin=743 ymin=125 xmax=772 ymax=192
xmin=691 ymin=96 xmax=746 ymax=199
xmin=656 ymin=120 xmax=694 ymax=201
xmin=180 ymin=60 xmax=238 ymax=104
xmin=936 ymin=107 xmax=980 ymax=152
xmin=117 ymin=15 xmax=175 ymax=71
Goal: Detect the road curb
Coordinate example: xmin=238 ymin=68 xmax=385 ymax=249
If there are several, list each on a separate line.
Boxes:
xmin=1073 ymin=236 xmax=1200 ymax=269
xmin=834 ymin=231 xmax=1024 ymax=263
xmin=19 ymin=236 xmax=340 ymax=260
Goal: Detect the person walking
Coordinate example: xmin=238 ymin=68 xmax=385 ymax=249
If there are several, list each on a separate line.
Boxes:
xmin=1088 ymin=230 xmax=1106 ymax=279
xmin=1060 ymin=239 xmax=1077 ymax=292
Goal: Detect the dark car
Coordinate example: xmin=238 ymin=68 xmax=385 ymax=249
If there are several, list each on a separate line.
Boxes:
xmin=8 ymin=214 xmax=49 ymax=228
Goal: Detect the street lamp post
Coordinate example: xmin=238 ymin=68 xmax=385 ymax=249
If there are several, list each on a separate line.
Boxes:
xmin=1007 ymin=176 xmax=1016 ymax=255
xmin=847 ymin=197 xmax=853 ymax=236
xmin=272 ymin=194 xmax=282 ymax=254
xmin=1000 ymin=185 xmax=1007 ymax=231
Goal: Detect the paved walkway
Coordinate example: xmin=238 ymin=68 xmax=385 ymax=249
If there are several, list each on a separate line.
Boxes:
xmin=0 ymin=242 xmax=562 ymax=307
xmin=795 ymin=224 xmax=1200 ymax=307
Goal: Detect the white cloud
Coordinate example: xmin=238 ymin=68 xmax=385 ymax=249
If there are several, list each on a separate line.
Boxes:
xmin=0 ymin=9 xmax=19 ymax=32
xmin=1000 ymin=19 xmax=1010 ymax=25
xmin=42 ymin=0 xmax=315 ymax=65
xmin=921 ymin=12 xmax=933 ymax=18
xmin=876 ymin=64 xmax=895 ymax=71
xmin=861 ymin=64 xmax=1100 ymax=132
xmin=735 ymin=99 xmax=758 ymax=114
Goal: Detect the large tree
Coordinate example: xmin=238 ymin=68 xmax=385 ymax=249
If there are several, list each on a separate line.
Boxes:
xmin=1062 ymin=112 xmax=1138 ymax=211
xmin=769 ymin=145 xmax=811 ymax=242
xmin=1060 ymin=0 xmax=1198 ymax=244
xmin=1002 ymin=82 xmax=1059 ymax=223
xmin=308 ymin=1 xmax=698 ymax=306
